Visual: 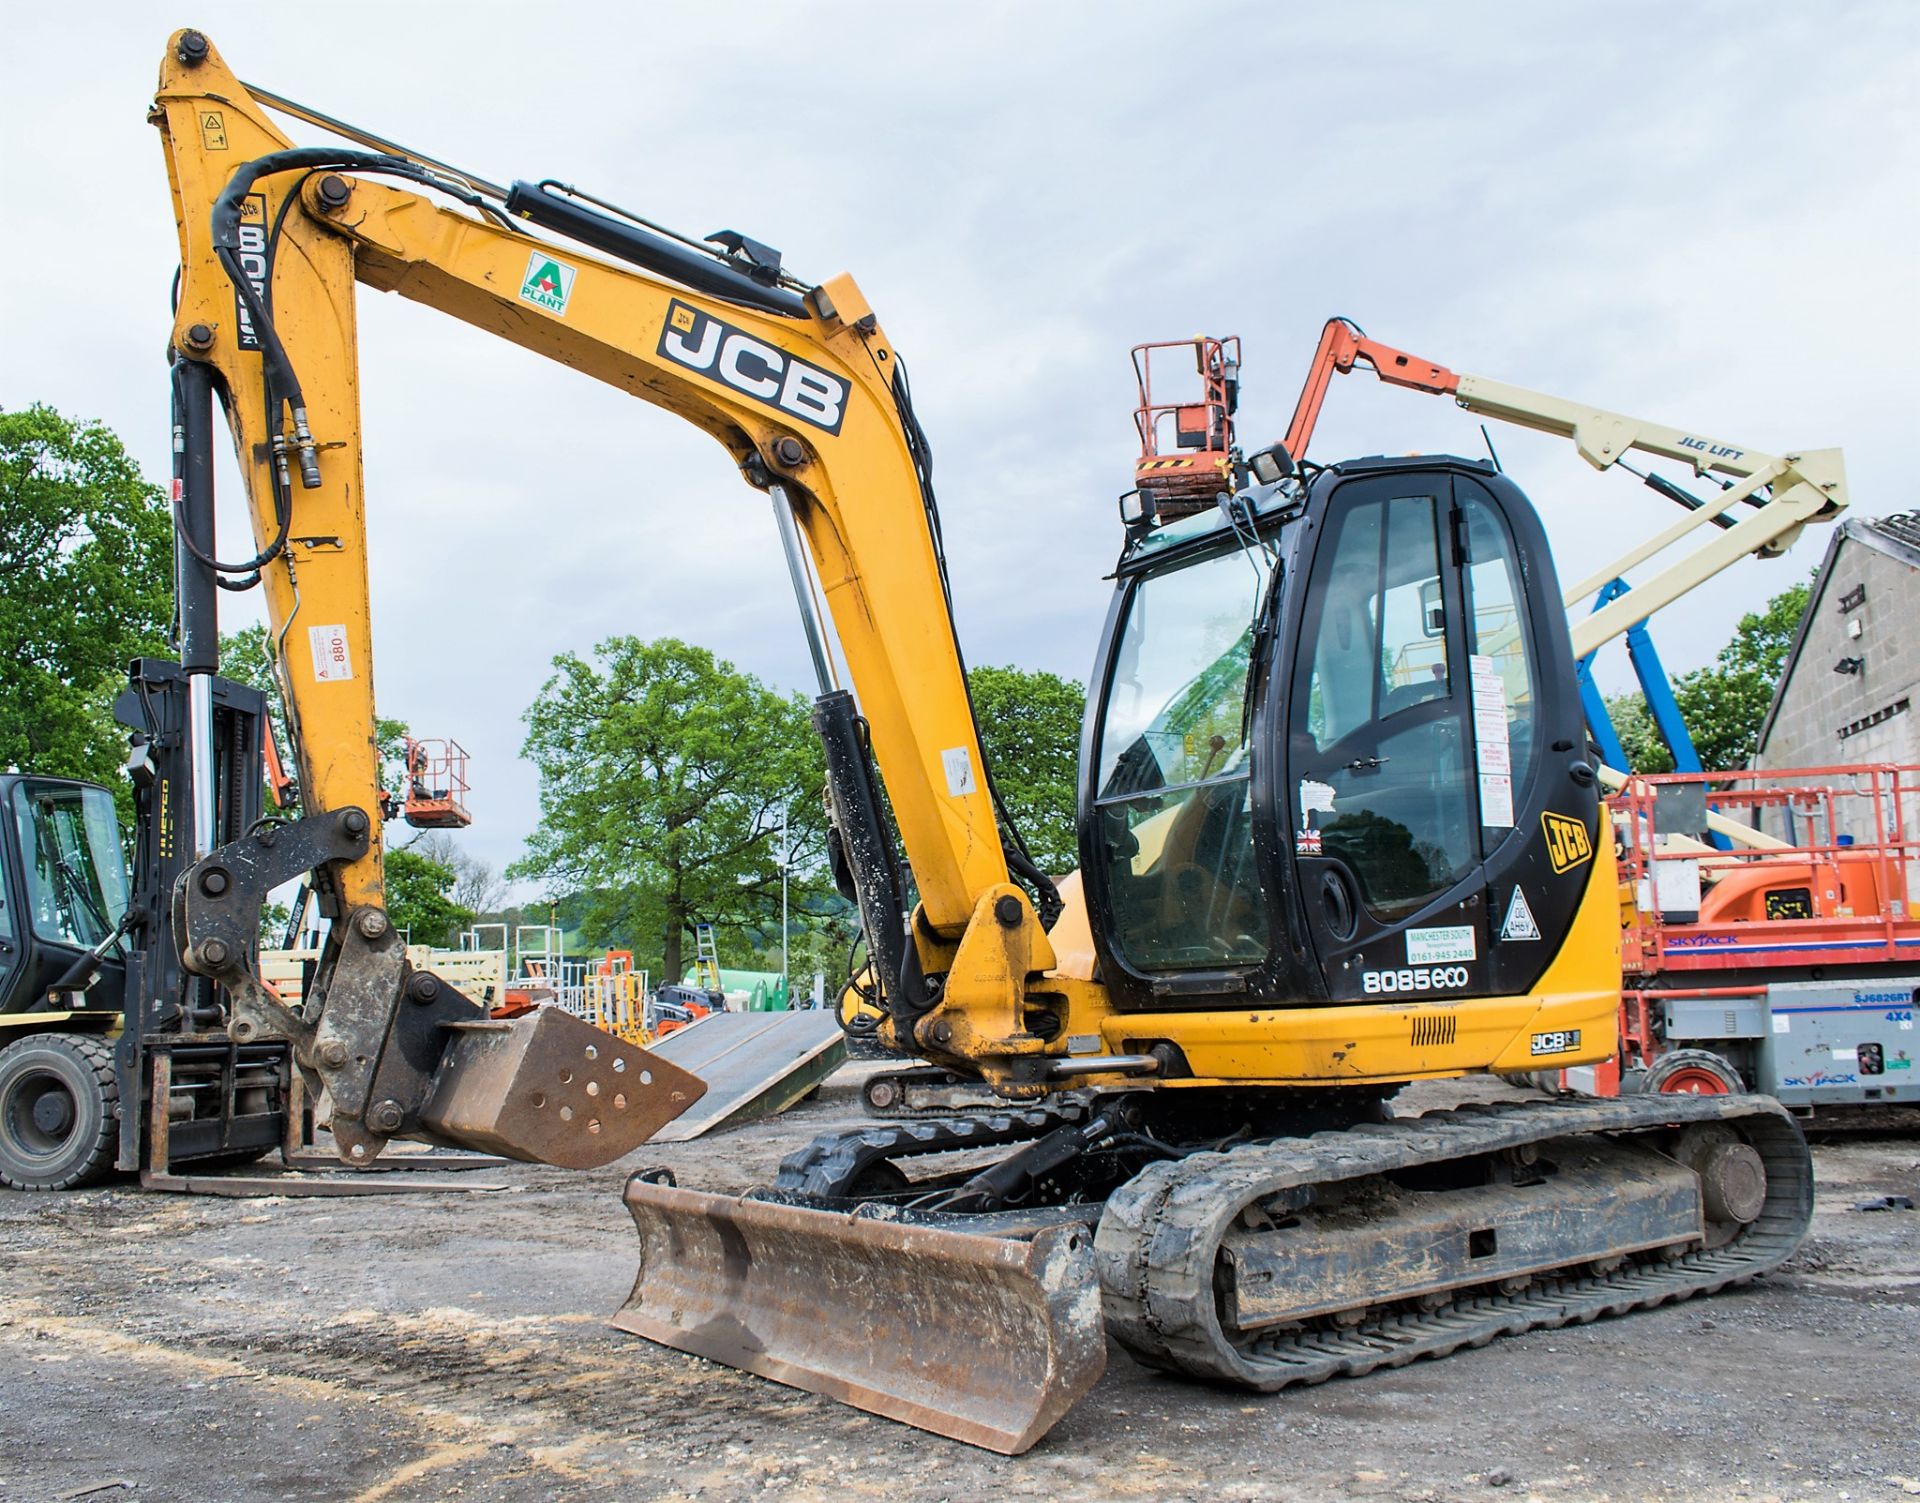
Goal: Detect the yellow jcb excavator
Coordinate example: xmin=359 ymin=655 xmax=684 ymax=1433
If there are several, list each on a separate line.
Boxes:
xmin=147 ymin=31 xmax=1824 ymax=1454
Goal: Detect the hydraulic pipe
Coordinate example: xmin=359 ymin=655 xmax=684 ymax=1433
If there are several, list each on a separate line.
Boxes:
xmin=172 ymin=357 xmax=220 ymax=858
xmin=812 ymin=689 xmax=914 ymax=1024
xmin=504 ymin=180 xmax=809 ymax=319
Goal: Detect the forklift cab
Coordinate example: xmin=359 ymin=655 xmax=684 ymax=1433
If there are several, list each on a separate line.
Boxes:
xmin=0 ymin=775 xmax=130 ymax=1019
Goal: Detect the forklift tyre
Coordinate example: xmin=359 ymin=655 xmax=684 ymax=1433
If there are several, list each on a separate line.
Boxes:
xmin=0 ymin=1033 xmax=120 ymax=1191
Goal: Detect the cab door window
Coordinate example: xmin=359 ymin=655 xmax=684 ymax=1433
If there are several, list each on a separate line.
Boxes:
xmin=1459 ymin=480 xmax=1541 ymax=849
xmin=1290 ymin=491 xmax=1474 ymax=921
xmin=0 ymin=825 xmax=16 ymax=990
xmin=11 ymin=786 xmax=129 ymax=947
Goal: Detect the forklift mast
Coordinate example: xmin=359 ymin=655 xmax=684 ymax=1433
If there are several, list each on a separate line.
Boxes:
xmin=112 ymin=658 xmax=287 ymax=1172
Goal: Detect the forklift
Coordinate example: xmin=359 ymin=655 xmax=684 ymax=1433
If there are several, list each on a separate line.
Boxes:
xmin=0 ymin=660 xmax=295 ymax=1189
xmin=0 ymin=356 xmax=489 ymax=1193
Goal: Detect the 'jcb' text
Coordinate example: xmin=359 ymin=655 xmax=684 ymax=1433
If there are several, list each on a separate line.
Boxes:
xmin=658 ymin=299 xmax=848 ymax=435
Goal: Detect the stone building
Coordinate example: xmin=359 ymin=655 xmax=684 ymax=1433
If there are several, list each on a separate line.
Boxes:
xmin=1752 ymin=510 xmax=1920 ymax=846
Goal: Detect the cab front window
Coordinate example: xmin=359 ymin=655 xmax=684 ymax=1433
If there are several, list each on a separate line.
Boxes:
xmin=12 ymin=785 xmax=128 ymax=948
xmin=1093 ymin=542 xmax=1274 ymax=972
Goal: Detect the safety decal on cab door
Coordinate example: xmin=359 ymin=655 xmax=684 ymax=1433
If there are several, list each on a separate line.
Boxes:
xmin=1500 ymin=886 xmax=1541 ymax=941
xmin=658 ymin=299 xmax=849 ymax=435
xmin=1541 ymin=811 xmax=1593 ymax=874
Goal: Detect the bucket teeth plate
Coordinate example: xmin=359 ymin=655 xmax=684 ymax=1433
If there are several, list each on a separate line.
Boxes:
xmin=614 ymin=1179 xmax=1107 ymax=1454
xmin=421 ymin=1010 xmax=705 ymax=1167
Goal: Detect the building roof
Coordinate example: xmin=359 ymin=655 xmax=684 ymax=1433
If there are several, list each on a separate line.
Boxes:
xmin=1755 ymin=510 xmax=1920 ymax=756
xmin=1858 ymin=509 xmax=1920 ymax=566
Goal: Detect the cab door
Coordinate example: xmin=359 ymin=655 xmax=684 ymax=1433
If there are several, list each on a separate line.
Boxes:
xmin=1283 ymin=464 xmax=1576 ymax=1004
xmin=0 ymin=798 xmax=23 ymax=1012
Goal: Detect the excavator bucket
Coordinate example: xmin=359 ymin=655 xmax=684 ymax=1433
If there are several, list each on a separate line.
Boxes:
xmin=614 ymin=1179 xmax=1108 ymax=1454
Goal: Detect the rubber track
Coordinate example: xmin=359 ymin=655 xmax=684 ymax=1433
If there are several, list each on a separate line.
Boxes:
xmin=1095 ymin=1093 xmax=1813 ymax=1390
xmin=774 ymin=1098 xmax=1088 ymax=1197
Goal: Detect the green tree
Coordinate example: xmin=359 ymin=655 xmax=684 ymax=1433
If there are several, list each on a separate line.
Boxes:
xmin=0 ymin=406 xmax=173 ymax=792
xmin=510 ymin=637 xmax=830 ymax=984
xmin=1602 ymin=578 xmax=1811 ymax=773
xmin=967 ymin=664 xmax=1086 ymax=875
xmin=384 ymin=847 xmax=476 ymax=947
xmin=734 ymin=896 xmax=860 ymax=990
xmin=259 ymin=900 xmax=292 ymax=948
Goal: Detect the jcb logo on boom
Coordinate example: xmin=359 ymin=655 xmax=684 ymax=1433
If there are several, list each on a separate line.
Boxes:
xmin=658 ymin=299 xmax=848 ymax=436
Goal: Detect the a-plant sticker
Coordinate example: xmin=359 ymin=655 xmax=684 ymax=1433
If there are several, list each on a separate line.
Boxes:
xmin=519 ymin=252 xmax=577 ymax=316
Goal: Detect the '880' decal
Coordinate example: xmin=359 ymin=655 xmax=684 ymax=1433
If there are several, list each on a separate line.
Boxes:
xmin=1362 ymin=965 xmax=1470 ymax=996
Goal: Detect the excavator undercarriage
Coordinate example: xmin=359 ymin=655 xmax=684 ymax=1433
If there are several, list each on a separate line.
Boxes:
xmin=620 ymin=1089 xmax=1811 ymax=1452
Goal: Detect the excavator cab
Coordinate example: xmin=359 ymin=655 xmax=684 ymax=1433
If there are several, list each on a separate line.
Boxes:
xmin=1083 ymin=454 xmax=1596 ymax=1015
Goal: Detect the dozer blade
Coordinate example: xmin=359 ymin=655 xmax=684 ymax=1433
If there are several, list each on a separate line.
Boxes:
xmin=614 ymin=1179 xmax=1108 ymax=1454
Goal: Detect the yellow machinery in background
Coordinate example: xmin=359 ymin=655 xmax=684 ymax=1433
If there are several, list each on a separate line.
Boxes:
xmin=149 ymin=30 xmax=1817 ymax=1453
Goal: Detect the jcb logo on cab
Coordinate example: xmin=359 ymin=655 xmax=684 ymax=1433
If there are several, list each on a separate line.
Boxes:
xmin=1541 ymin=811 xmax=1592 ymax=874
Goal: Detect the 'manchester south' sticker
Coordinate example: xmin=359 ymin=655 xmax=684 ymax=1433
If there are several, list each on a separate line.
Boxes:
xmin=1541 ymin=811 xmax=1593 ymax=874
xmin=658 ymin=299 xmax=848 ymax=435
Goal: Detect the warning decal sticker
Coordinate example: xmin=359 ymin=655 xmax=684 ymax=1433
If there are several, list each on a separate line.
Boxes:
xmin=940 ymin=747 xmax=977 ymax=798
xmin=1500 ymin=886 xmax=1541 ymax=941
xmin=309 ymin=624 xmax=353 ymax=683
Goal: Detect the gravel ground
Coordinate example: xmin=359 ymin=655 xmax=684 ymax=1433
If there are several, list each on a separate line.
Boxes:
xmin=2 ymin=1073 xmax=1916 ymax=1503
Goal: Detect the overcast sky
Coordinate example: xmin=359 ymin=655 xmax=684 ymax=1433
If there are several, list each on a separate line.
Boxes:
xmin=4 ymin=2 xmax=1915 ymax=888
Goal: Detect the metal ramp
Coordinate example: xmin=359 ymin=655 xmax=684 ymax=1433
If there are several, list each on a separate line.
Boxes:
xmin=643 ymin=1010 xmax=846 ymax=1142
